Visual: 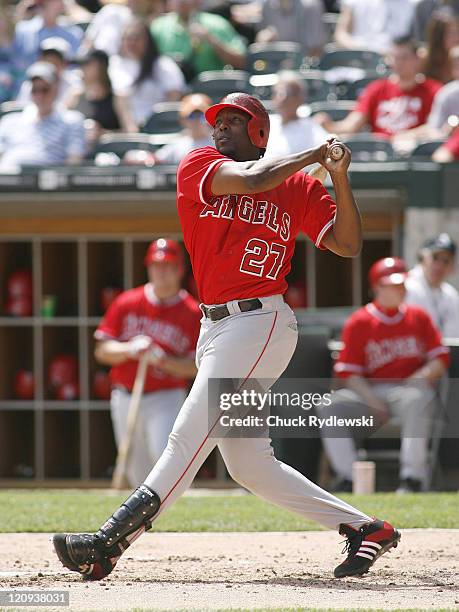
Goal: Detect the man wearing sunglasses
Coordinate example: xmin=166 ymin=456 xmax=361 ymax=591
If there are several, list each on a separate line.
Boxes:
xmin=154 ymin=93 xmax=213 ymax=165
xmin=405 ymin=233 xmax=459 ymax=338
xmin=0 ymin=62 xmax=86 ymax=171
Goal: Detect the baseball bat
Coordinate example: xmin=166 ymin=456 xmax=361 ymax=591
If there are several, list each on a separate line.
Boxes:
xmin=309 ymin=143 xmax=346 ymax=184
xmin=111 ymin=352 xmax=149 ymax=490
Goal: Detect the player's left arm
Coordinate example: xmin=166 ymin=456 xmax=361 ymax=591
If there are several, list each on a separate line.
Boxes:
xmin=407 ymin=310 xmax=450 ymax=383
xmin=408 ymin=357 xmax=446 ymax=384
xmin=320 ymin=146 xmax=362 ymax=257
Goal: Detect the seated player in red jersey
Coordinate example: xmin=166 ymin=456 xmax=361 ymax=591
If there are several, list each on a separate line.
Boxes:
xmin=321 ymin=257 xmax=449 ymax=494
xmin=53 ymin=93 xmax=401 ymax=582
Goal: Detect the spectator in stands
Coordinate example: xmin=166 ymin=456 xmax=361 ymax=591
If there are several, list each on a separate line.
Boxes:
xmin=255 ymin=0 xmax=325 ymax=58
xmin=411 ymin=0 xmax=459 ymax=42
xmin=67 ymin=49 xmax=121 ymax=144
xmin=334 ymin=0 xmax=415 ymax=54
xmin=320 ymin=257 xmax=450 ymax=493
xmin=16 ymin=37 xmax=81 ymax=107
xmin=81 ymin=0 xmax=164 ymax=57
xmin=421 ymin=9 xmax=459 ymax=83
xmin=432 ymin=126 xmax=459 ymax=160
xmin=0 ymin=5 xmax=17 ymax=101
xmin=154 ymin=93 xmax=213 ymax=164
xmin=405 ymin=234 xmax=459 ymax=337
xmin=151 ymin=0 xmax=246 ymax=81
xmin=109 ymin=17 xmax=185 ymax=133
xmin=428 ymin=45 xmax=459 ymax=129
xmin=0 ymin=62 xmax=86 ymax=171
xmin=12 ymin=0 xmax=84 ymax=75
xmin=264 ymin=71 xmax=328 ymax=158
xmin=315 ymin=37 xmax=442 ymax=138
xmin=391 ymin=45 xmax=459 ymax=154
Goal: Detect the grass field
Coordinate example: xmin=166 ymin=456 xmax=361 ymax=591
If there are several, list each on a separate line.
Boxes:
xmin=1 ymin=490 xmax=458 ymax=532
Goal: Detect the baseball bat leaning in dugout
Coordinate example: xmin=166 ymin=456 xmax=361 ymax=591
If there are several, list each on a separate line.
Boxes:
xmin=309 ymin=143 xmax=345 ymax=183
xmin=112 ymin=351 xmax=149 ymax=489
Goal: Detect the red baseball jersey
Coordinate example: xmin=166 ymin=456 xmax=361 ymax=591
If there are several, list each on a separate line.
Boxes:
xmin=95 ymin=285 xmax=201 ymax=392
xmin=355 ymin=77 xmax=442 ymax=136
xmin=335 ymin=301 xmax=450 ymax=379
xmin=176 ymin=146 xmax=336 ymax=304
xmin=445 ymin=128 xmax=459 ymax=159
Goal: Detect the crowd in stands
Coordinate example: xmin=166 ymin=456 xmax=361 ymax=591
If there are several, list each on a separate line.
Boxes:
xmin=0 ymin=0 xmax=458 ymax=168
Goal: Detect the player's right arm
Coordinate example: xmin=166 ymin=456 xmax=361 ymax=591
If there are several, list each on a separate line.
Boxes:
xmin=94 ymin=292 xmax=152 ymax=365
xmin=211 ymin=140 xmax=343 ymax=195
xmin=94 ymin=337 xmax=152 ymax=366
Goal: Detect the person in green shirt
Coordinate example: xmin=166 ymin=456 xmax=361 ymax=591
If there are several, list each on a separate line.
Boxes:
xmin=151 ymin=0 xmax=246 ymax=81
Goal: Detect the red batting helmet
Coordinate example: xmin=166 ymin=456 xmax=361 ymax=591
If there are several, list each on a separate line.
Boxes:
xmin=14 ymin=369 xmax=35 ymax=400
xmin=7 ymin=270 xmax=32 ymax=299
xmin=368 ymin=257 xmax=407 ymax=288
xmin=48 ymin=354 xmax=78 ymax=388
xmin=205 ymin=93 xmax=270 ymax=149
xmin=144 ymin=238 xmax=184 ymax=267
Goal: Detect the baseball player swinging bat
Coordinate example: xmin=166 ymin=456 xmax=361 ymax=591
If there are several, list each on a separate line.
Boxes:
xmin=53 ymin=94 xmax=400 ymax=584
xmin=309 ymin=142 xmax=346 ymax=183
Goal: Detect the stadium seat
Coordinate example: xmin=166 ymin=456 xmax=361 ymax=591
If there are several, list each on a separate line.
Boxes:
xmin=342 ymin=133 xmax=398 ymax=161
xmin=91 ymin=134 xmax=168 ymax=159
xmin=336 ymin=73 xmax=380 ymax=100
xmin=318 ymin=46 xmax=386 ymax=72
xmin=411 ymin=139 xmax=447 ymax=158
xmin=299 ymin=72 xmax=337 ymax=103
xmin=247 ymin=42 xmax=303 ymax=75
xmin=142 ymin=102 xmax=182 ymax=135
xmin=250 ymin=71 xmax=336 ymax=103
xmin=309 ymin=99 xmax=355 ymax=121
xmin=191 ymin=70 xmax=251 ymax=103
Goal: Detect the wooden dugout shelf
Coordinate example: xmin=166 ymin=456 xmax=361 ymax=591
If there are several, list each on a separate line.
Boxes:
xmin=0 ymin=190 xmax=400 ymax=485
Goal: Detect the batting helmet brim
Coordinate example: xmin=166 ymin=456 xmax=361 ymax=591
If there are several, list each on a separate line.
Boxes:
xmin=205 ymin=102 xmax=256 ymax=128
xmin=376 ymin=272 xmax=407 ymax=286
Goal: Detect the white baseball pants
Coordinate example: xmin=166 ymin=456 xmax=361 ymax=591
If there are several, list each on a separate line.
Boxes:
xmin=144 ymin=294 xmax=372 ymax=530
xmin=111 ymin=387 xmax=186 ymax=487
xmin=320 ymin=383 xmax=436 ymax=483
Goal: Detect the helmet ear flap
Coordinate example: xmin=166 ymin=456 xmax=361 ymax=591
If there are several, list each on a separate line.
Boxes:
xmin=247 ymin=116 xmax=267 ymax=148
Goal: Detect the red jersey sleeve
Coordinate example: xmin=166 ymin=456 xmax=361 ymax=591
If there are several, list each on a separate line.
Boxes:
xmin=300 ymin=176 xmax=336 ymax=249
xmin=94 ymin=295 xmax=126 ymax=341
xmin=334 ymin=312 xmax=367 ymax=378
xmin=177 ymin=146 xmax=231 ymax=206
xmin=416 ymin=307 xmax=450 ymax=368
xmin=445 ymin=128 xmax=459 ymax=159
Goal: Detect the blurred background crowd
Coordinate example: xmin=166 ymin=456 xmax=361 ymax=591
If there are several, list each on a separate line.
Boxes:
xmin=0 ymin=0 xmax=459 ymax=170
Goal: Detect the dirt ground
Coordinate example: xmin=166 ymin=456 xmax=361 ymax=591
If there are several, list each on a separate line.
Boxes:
xmin=0 ymin=530 xmax=458 ymax=611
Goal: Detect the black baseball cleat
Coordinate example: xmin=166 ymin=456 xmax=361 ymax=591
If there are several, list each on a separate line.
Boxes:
xmin=334 ymin=519 xmax=401 ymax=578
xmin=52 ymin=485 xmax=161 ymax=581
xmin=53 ymin=533 xmax=120 ymax=580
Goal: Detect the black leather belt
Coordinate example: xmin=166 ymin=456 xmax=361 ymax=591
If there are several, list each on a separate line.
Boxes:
xmin=202 ymin=298 xmax=262 ymax=321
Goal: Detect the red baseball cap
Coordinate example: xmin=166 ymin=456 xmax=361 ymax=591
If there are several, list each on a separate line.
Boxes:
xmin=144 ymin=238 xmax=183 ymax=266
xmin=368 ymin=257 xmax=407 ymax=288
